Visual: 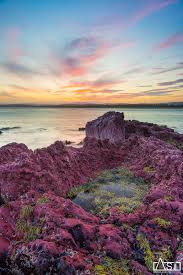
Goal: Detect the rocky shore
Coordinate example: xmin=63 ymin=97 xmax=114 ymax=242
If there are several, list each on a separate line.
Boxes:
xmin=0 ymin=111 xmax=183 ymax=274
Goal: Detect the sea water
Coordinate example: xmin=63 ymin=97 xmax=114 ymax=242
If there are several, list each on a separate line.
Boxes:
xmin=0 ymin=107 xmax=183 ymax=149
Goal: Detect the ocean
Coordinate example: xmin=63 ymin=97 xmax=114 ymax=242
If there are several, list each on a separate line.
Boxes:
xmin=0 ymin=107 xmax=183 ymax=149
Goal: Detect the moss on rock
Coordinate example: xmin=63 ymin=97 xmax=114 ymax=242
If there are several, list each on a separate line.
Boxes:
xmin=69 ymin=167 xmax=149 ymax=217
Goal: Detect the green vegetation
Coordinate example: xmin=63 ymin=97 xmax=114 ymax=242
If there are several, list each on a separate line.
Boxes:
xmin=68 ymin=167 xmax=149 ymax=217
xmin=94 ymin=257 xmax=130 ymax=275
xmin=67 ymin=167 xmax=139 ymax=199
xmin=156 ymin=247 xmax=172 ymax=261
xmin=137 ymin=234 xmax=173 ymax=271
xmin=154 ymin=217 xmax=171 ymax=228
xmin=164 ymin=195 xmax=173 ymax=201
xmin=143 ymin=166 xmax=155 ymax=173
xmin=137 ymin=234 xmax=155 ymax=272
xmin=94 ymin=265 xmax=106 ymax=275
xmin=20 ymin=205 xmax=33 ymax=219
xmin=37 ymin=196 xmax=50 ymax=204
xmin=16 ymin=219 xmax=41 ymax=242
xmin=16 ymin=204 xmax=42 ymax=242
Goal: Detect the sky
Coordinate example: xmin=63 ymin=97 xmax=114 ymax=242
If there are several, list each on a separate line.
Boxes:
xmin=0 ymin=0 xmax=183 ymax=104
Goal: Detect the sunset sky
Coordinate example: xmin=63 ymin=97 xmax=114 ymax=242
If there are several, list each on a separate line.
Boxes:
xmin=0 ymin=0 xmax=183 ymax=104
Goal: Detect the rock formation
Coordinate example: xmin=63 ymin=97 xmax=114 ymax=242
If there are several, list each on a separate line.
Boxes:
xmin=86 ymin=111 xmax=125 ymax=143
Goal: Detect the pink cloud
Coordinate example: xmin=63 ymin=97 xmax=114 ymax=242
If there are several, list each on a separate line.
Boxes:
xmin=131 ymin=0 xmax=177 ymax=24
xmin=95 ymin=0 xmax=177 ymax=30
xmin=153 ymin=32 xmax=183 ymax=52
xmin=60 ymin=37 xmax=134 ymax=77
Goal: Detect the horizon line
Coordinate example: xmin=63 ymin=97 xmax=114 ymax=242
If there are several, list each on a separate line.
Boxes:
xmin=0 ymin=102 xmax=183 ymax=108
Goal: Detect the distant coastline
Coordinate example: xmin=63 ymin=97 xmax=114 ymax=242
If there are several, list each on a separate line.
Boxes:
xmin=0 ymin=102 xmax=183 ymax=108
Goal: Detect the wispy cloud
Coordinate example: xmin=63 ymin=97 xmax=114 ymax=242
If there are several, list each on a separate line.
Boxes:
xmin=95 ymin=0 xmax=177 ymax=30
xmin=142 ymin=90 xmax=174 ymax=96
xmin=153 ymin=31 xmax=183 ymax=52
xmin=152 ymin=63 xmax=183 ymax=75
xmin=158 ymin=78 xmax=183 ymax=86
xmin=62 ymin=78 xmax=124 ymax=90
xmin=123 ymin=67 xmax=145 ymax=75
xmin=130 ymin=0 xmax=177 ymax=25
xmin=59 ymin=37 xmax=111 ymax=76
xmin=53 ymin=85 xmax=175 ymax=99
xmin=174 ymin=84 xmax=183 ymax=89
xmin=52 ymin=36 xmax=134 ymax=77
xmin=0 ymin=91 xmax=15 ymax=98
xmin=138 ymin=85 xmax=152 ymax=88
xmin=0 ymin=62 xmax=44 ymax=77
xmin=53 ymin=77 xmax=125 ymax=96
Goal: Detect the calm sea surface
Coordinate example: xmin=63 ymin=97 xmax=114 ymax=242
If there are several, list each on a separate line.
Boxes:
xmin=0 ymin=107 xmax=183 ymax=149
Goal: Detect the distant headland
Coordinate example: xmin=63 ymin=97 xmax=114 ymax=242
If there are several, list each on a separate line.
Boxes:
xmin=0 ymin=102 xmax=183 ymax=108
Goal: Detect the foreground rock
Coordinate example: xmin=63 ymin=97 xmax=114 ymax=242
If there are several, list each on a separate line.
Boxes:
xmin=0 ymin=111 xmax=183 ymax=274
xmin=0 ymin=139 xmax=123 ymax=201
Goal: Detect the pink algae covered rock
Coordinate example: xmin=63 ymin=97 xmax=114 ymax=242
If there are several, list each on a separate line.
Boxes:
xmin=0 ymin=138 xmax=124 ymax=201
xmin=0 ymin=111 xmax=183 ymax=273
xmin=0 ymin=237 xmax=10 ymax=255
xmin=86 ymin=111 xmax=125 ymax=143
xmin=0 ymin=191 xmax=131 ymax=273
xmin=131 ymin=260 xmax=152 ymax=275
xmin=0 ymin=143 xmax=30 ymax=165
xmin=125 ymin=119 xmax=183 ymax=144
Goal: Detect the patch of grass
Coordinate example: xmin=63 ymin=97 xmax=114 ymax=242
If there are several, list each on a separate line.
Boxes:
xmin=37 ymin=196 xmax=50 ymax=204
xmin=137 ymin=234 xmax=155 ymax=272
xmin=16 ymin=219 xmax=41 ymax=242
xmin=164 ymin=195 xmax=173 ymax=201
xmin=102 ymin=257 xmax=130 ymax=275
xmin=67 ymin=181 xmax=99 ymax=199
xmin=94 ymin=265 xmax=106 ymax=275
xmin=67 ymin=167 xmax=137 ymax=199
xmin=143 ymin=166 xmax=155 ymax=173
xmin=16 ymin=205 xmax=42 ymax=242
xmin=69 ymin=167 xmax=149 ymax=217
xmin=20 ymin=205 xmax=33 ymax=219
xmin=156 ymin=246 xmax=172 ymax=261
xmin=154 ymin=217 xmax=171 ymax=228
xmin=115 ymin=197 xmax=142 ymax=214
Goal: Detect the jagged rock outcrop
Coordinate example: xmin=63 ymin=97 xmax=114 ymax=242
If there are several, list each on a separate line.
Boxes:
xmin=86 ymin=111 xmax=183 ymax=147
xmin=86 ymin=111 xmax=125 ymax=143
xmin=125 ymin=119 xmax=183 ymax=144
xmin=0 ymin=139 xmax=124 ymax=201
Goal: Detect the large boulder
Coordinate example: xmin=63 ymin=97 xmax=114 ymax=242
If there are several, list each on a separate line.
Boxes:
xmin=86 ymin=111 xmax=125 ymax=143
